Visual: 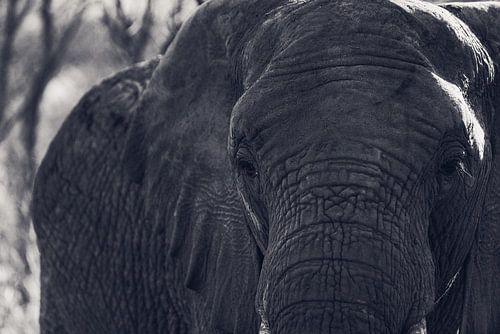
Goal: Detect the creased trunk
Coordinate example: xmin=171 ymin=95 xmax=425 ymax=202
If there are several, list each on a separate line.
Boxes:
xmin=257 ymin=189 xmax=434 ymax=334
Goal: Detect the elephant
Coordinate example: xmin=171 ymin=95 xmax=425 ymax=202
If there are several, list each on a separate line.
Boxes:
xmin=32 ymin=0 xmax=500 ymax=333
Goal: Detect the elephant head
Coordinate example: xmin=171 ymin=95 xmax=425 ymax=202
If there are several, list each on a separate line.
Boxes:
xmin=124 ymin=1 xmax=500 ymax=333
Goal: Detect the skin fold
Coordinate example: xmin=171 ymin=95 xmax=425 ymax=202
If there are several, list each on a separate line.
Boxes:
xmin=32 ymin=1 xmax=500 ymax=333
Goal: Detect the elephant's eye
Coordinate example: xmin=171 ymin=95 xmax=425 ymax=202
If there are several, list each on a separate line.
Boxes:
xmin=439 ymin=150 xmax=469 ymax=178
xmin=238 ymin=159 xmax=258 ymax=178
xmin=437 ymin=150 xmax=471 ymax=194
xmin=439 ymin=159 xmax=462 ymax=176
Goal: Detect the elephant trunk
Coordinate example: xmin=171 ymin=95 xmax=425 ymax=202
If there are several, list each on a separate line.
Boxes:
xmin=257 ymin=185 xmax=434 ymax=334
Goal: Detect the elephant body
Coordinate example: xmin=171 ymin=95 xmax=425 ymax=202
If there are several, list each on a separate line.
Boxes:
xmin=33 ymin=58 xmax=193 ymax=333
xmin=33 ymin=1 xmax=500 ymax=333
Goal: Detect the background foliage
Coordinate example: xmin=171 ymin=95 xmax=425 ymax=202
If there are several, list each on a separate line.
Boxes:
xmin=0 ymin=1 xmax=201 ymax=332
xmin=0 ymin=0 xmax=486 ymax=332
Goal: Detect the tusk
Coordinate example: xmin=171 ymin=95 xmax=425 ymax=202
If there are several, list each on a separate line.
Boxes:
xmin=408 ymin=319 xmax=427 ymax=334
xmin=259 ymin=321 xmax=270 ymax=334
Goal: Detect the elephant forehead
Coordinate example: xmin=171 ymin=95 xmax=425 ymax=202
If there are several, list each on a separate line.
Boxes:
xmin=230 ymin=0 xmax=495 ymax=170
xmin=240 ymin=0 xmax=493 ymax=94
xmin=234 ymin=65 xmax=472 ymax=174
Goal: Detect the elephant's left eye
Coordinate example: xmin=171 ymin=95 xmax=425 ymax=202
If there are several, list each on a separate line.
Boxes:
xmin=439 ymin=150 xmax=469 ymax=178
xmin=439 ymin=159 xmax=463 ymax=176
xmin=437 ymin=150 xmax=472 ymax=194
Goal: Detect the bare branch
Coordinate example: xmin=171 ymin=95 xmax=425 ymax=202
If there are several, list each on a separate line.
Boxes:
xmin=54 ymin=3 xmax=88 ymax=57
xmin=0 ymin=111 xmax=22 ymax=144
xmin=133 ymin=0 xmax=153 ymax=60
xmin=115 ymin=0 xmax=133 ymax=29
xmin=40 ymin=0 xmax=55 ymax=60
xmin=160 ymin=0 xmax=183 ymax=54
xmin=102 ymin=0 xmax=154 ymax=63
xmin=17 ymin=0 xmax=34 ymax=23
xmin=17 ymin=0 xmax=88 ymax=153
xmin=0 ymin=0 xmax=87 ymax=146
xmin=0 ymin=0 xmax=34 ymax=125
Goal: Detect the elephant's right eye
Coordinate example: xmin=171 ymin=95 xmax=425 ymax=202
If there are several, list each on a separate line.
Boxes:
xmin=236 ymin=143 xmax=259 ymax=179
xmin=238 ymin=159 xmax=258 ymax=178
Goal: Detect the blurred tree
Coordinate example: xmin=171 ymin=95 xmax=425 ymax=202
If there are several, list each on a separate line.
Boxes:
xmin=0 ymin=0 xmax=87 ymax=142
xmin=0 ymin=0 xmax=87 ymax=331
xmin=160 ymin=0 xmax=183 ymax=55
xmin=0 ymin=0 xmax=203 ymax=331
xmin=103 ymin=0 xmax=208 ymax=64
xmin=0 ymin=0 xmax=32 ymax=134
xmin=102 ymin=0 xmax=154 ymax=63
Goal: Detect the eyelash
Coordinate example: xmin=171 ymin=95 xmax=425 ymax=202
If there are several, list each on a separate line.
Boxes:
xmin=439 ymin=158 xmax=470 ymax=177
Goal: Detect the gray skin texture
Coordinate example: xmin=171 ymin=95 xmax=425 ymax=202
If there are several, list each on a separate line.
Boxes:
xmin=32 ymin=1 xmax=500 ymax=333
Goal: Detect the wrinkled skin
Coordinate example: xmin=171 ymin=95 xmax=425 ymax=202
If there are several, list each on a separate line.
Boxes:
xmin=33 ymin=1 xmax=500 ymax=333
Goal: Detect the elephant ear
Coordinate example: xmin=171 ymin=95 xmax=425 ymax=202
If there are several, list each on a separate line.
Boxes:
xmin=122 ymin=1 xmax=279 ymax=332
xmin=440 ymin=3 xmax=500 ymax=333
